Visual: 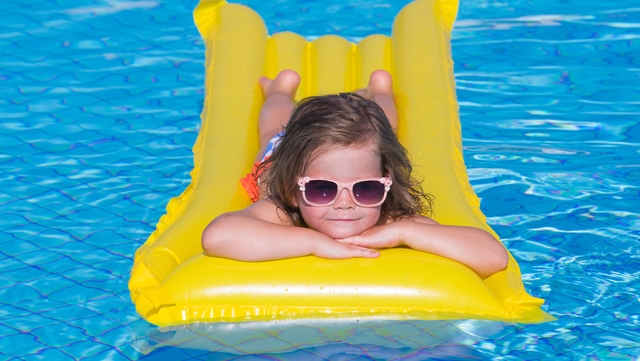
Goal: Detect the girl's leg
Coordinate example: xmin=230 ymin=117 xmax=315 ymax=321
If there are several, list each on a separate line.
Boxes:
xmin=256 ymin=70 xmax=301 ymax=163
xmin=363 ymin=70 xmax=398 ymax=131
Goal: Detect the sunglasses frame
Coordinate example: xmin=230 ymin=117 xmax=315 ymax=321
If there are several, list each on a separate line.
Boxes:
xmin=297 ymin=176 xmax=393 ymax=207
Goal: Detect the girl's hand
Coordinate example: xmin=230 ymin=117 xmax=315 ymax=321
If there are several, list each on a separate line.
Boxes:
xmin=312 ymin=237 xmax=380 ymax=259
xmin=336 ymin=223 xmax=402 ymax=249
xmin=341 ymin=219 xmax=509 ymax=278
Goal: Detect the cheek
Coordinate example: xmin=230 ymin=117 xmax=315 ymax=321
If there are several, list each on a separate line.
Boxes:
xmin=298 ymin=205 xmax=325 ymax=229
xmin=297 ymin=195 xmax=320 ymax=223
xmin=363 ymin=207 xmax=382 ymax=226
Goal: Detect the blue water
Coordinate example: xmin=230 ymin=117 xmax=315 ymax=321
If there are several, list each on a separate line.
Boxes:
xmin=1 ymin=0 xmax=639 ymax=359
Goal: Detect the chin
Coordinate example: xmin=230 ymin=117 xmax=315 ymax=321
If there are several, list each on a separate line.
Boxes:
xmin=326 ymin=229 xmax=359 ymax=239
xmin=317 ymin=224 xmax=368 ymax=239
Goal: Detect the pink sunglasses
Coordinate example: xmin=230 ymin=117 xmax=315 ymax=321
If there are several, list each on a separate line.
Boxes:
xmin=297 ymin=176 xmax=393 ymax=207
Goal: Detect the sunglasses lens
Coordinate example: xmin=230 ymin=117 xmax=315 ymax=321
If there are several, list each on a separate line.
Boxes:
xmin=353 ymin=180 xmax=386 ymax=205
xmin=304 ymin=180 xmax=338 ymax=205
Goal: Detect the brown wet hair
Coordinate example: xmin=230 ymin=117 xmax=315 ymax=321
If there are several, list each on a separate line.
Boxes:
xmin=258 ymin=92 xmax=434 ymax=227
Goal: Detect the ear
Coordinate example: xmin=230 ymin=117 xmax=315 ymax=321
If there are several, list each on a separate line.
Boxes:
xmin=292 ymin=176 xmax=307 ymax=208
xmin=292 ymin=191 xmax=300 ymax=207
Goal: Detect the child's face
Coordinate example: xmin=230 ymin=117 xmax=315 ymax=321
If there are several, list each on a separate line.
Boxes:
xmin=297 ymin=144 xmax=383 ymax=239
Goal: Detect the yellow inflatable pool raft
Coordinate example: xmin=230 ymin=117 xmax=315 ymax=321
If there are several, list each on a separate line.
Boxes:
xmin=128 ymin=0 xmax=553 ymax=326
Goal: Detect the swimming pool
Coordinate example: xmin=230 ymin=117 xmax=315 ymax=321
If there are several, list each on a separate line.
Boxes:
xmin=1 ymin=0 xmax=639 ymax=359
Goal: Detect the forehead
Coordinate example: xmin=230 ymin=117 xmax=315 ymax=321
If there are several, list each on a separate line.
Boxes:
xmin=304 ymin=144 xmax=382 ymax=180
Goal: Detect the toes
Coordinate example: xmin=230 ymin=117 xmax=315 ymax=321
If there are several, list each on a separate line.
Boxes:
xmin=277 ymin=69 xmax=301 ymax=86
xmin=274 ymin=70 xmax=301 ymax=98
xmin=367 ymin=70 xmax=394 ymax=96
xmin=260 ymin=70 xmax=301 ymax=99
xmin=258 ymin=76 xmax=272 ymax=93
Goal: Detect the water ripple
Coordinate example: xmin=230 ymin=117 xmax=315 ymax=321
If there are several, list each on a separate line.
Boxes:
xmin=2 ymin=0 xmax=640 ymax=359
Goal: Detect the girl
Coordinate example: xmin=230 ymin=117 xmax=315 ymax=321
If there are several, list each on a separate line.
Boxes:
xmin=202 ymin=70 xmax=508 ymax=279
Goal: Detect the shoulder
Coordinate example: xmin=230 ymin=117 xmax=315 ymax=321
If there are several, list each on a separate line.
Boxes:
xmin=236 ymin=199 xmax=293 ymax=226
xmin=385 ymin=214 xmax=439 ymax=225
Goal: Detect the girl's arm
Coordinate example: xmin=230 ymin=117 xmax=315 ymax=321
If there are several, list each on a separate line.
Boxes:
xmin=202 ymin=200 xmax=380 ymax=261
xmin=337 ymin=217 xmax=508 ymax=279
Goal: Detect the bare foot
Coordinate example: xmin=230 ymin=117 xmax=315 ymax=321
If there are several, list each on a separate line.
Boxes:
xmin=258 ymin=69 xmax=301 ymax=100
xmin=364 ymin=70 xmax=398 ymax=131
xmin=366 ymin=70 xmax=394 ymax=99
xmin=255 ymin=70 xmax=301 ymax=163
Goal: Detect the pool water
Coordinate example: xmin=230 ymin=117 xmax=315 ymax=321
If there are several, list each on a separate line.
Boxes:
xmin=1 ymin=0 xmax=639 ymax=359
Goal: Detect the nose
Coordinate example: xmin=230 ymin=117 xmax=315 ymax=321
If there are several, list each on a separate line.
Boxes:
xmin=333 ymin=188 xmax=356 ymax=210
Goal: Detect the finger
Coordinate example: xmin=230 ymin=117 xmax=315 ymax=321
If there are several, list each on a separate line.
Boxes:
xmin=337 ymin=236 xmax=365 ymax=246
xmin=336 ymin=237 xmax=360 ymax=245
xmin=351 ymin=246 xmax=379 ymax=258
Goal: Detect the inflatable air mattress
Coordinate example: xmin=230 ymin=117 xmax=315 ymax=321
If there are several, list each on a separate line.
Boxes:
xmin=128 ymin=0 xmax=553 ymax=326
